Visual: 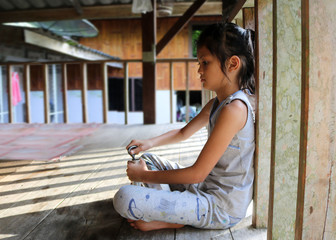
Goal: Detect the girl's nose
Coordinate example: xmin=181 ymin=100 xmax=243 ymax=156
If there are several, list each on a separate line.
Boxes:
xmin=197 ymin=65 xmax=203 ymax=74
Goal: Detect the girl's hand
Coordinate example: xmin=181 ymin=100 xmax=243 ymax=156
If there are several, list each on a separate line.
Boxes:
xmin=126 ymin=158 xmax=148 ymax=182
xmin=126 ymin=139 xmax=153 ymax=155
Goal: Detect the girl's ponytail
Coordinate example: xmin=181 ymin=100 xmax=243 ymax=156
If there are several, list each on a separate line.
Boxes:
xmin=242 ymin=28 xmax=255 ymax=94
xmin=245 ymin=29 xmax=255 ymax=56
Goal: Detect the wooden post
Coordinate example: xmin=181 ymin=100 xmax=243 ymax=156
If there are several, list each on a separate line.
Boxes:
xmin=62 ymin=63 xmax=68 ymax=123
xmin=185 ymin=62 xmax=190 ymax=123
xmin=256 ymin=1 xmax=336 ymax=238
xmin=267 ymin=0 xmax=302 ymax=239
xmin=81 ymin=63 xmax=88 ymax=123
xmin=124 ymin=62 xmax=129 ymax=125
xmin=101 ymin=62 xmax=108 ymax=124
xmin=43 ymin=64 xmax=50 ymax=124
xmin=253 ymin=0 xmax=272 ymax=229
xmin=142 ymin=0 xmax=156 ymax=124
xmin=295 ymin=1 xmax=336 ymax=239
xmin=170 ymin=62 xmax=174 ymax=124
xmin=6 ymin=65 xmax=13 ymax=123
xmin=24 ymin=64 xmax=31 ymax=123
xmin=156 ymin=0 xmax=206 ymax=55
xmin=243 ymin=7 xmax=255 ymax=30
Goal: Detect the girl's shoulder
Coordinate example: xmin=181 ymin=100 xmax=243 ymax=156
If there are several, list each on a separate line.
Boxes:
xmin=217 ymin=99 xmax=248 ymax=131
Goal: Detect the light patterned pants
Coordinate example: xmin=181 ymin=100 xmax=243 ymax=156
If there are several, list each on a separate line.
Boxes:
xmin=113 ymin=153 xmax=240 ymax=229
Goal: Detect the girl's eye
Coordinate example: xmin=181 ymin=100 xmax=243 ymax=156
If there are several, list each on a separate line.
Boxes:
xmin=197 ymin=61 xmax=208 ymax=66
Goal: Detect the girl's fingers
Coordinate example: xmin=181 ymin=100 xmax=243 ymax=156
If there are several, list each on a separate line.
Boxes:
xmin=126 ymin=140 xmax=137 ymax=150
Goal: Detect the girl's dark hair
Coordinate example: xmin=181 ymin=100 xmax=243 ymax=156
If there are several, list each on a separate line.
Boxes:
xmin=196 ymin=22 xmax=255 ymax=94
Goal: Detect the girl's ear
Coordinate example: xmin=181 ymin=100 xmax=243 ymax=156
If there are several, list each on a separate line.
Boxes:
xmin=227 ymin=56 xmax=241 ymax=72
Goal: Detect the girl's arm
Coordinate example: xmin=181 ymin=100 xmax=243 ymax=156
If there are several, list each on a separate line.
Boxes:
xmin=127 ymin=100 xmax=248 ymax=184
xmin=126 ymin=99 xmax=215 ymax=155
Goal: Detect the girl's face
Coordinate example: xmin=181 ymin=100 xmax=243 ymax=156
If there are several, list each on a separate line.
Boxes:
xmin=197 ymin=46 xmax=227 ymax=91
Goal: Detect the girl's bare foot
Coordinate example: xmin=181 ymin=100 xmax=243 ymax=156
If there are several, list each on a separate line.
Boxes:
xmin=127 ymin=219 xmax=184 ymax=232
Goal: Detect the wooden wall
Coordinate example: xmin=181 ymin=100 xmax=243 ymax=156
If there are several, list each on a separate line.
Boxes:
xmin=255 ymin=0 xmax=336 ymax=239
xmin=79 ymin=16 xmax=221 ymax=91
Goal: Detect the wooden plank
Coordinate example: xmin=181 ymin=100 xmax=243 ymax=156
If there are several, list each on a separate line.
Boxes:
xmin=142 ymin=0 xmax=156 ymax=124
xmin=22 ymin=149 xmax=130 ymax=240
xmin=101 ymin=63 xmax=108 ymax=123
xmin=267 ymin=0 xmax=277 ymax=237
xmin=70 ymin=0 xmax=83 ymax=15
xmin=62 ymin=64 xmax=69 ymax=124
xmin=253 ymin=0 xmax=272 ymax=229
xmin=156 ymin=0 xmax=206 ymax=56
xmin=185 ymin=62 xmax=190 ymax=123
xmin=0 ymin=5 xmax=136 ymax=23
xmin=243 ymin=7 xmax=255 ymax=30
xmin=295 ymin=0 xmax=309 ymax=238
xmin=268 ymin=0 xmax=302 ymax=239
xmin=81 ymin=63 xmax=88 ymax=123
xmin=225 ymin=0 xmax=247 ymax=22
xmin=0 ymin=124 xmax=175 ymax=239
xmin=299 ymin=0 xmax=336 ymax=239
xmin=0 ymin=2 xmax=223 ymax=23
xmin=43 ymin=64 xmax=50 ymax=124
xmin=0 ymin=124 xmax=267 ymax=239
xmin=24 ymin=64 xmax=31 ymax=123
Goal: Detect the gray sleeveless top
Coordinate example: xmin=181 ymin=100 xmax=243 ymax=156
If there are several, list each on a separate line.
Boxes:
xmin=199 ymin=90 xmax=255 ymax=218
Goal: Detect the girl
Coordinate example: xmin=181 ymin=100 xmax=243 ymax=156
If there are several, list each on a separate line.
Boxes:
xmin=113 ymin=22 xmax=255 ymax=232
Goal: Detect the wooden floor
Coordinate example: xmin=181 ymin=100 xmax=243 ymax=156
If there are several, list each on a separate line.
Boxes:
xmin=0 ymin=123 xmax=266 ymax=240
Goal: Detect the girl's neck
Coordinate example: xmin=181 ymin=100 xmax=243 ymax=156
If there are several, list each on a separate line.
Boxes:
xmin=215 ymin=86 xmax=240 ymax=102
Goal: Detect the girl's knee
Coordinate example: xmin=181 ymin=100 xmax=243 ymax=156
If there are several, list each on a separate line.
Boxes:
xmin=113 ymin=185 xmax=135 ymax=216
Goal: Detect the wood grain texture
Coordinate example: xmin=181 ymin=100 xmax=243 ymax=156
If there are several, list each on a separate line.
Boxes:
xmin=0 ymin=123 xmax=266 ymax=239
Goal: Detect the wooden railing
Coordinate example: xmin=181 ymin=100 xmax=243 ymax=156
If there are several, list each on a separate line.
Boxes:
xmin=0 ymin=58 xmax=210 ymax=125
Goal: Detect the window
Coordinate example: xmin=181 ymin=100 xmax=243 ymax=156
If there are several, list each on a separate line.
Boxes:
xmin=108 ymin=77 xmax=142 ymax=111
xmin=191 ymin=25 xmax=210 ymax=57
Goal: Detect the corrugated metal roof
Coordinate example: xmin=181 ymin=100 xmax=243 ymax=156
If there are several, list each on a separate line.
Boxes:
xmin=0 ymin=0 xmax=198 ymax=12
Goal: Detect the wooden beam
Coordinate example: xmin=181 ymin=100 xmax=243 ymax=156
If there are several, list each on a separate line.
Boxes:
xmin=6 ymin=65 xmax=13 ymax=123
xmin=142 ymin=0 xmax=156 ymax=124
xmin=0 ymin=5 xmax=134 ymax=23
xmin=170 ymin=62 xmax=174 ymax=124
xmin=62 ymin=63 xmax=69 ymax=123
xmin=67 ymin=0 xmax=83 ymax=15
xmin=156 ymin=0 xmax=206 ymax=56
xmin=185 ymin=62 xmax=190 ymax=123
xmin=172 ymin=2 xmax=222 ymax=16
xmin=0 ymin=2 xmax=223 ymax=23
xmin=295 ymin=0 xmax=309 ymax=237
xmin=268 ymin=0 xmax=302 ymax=238
xmin=81 ymin=63 xmax=88 ymax=123
xmin=243 ymin=7 xmax=255 ymax=30
xmin=253 ymin=0 xmax=273 ymax=229
xmin=101 ymin=63 xmax=108 ymax=124
xmin=224 ymin=0 xmax=247 ymax=22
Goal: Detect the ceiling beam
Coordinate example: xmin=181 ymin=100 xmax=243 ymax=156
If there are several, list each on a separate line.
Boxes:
xmin=156 ymin=0 xmax=207 ymax=56
xmin=223 ymin=0 xmax=247 ymax=22
xmin=67 ymin=0 xmax=83 ymax=15
xmin=0 ymin=2 xmax=223 ymax=23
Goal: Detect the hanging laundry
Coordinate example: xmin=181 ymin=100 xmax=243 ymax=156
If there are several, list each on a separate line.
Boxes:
xmin=12 ymin=72 xmax=22 ymax=106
